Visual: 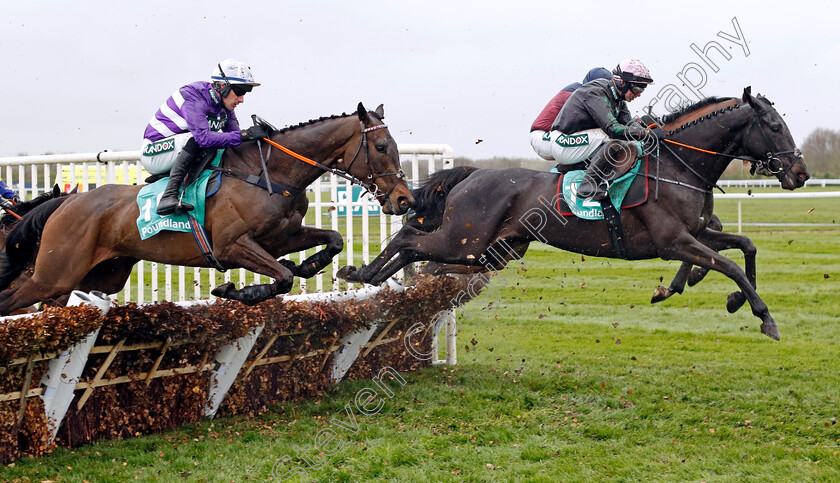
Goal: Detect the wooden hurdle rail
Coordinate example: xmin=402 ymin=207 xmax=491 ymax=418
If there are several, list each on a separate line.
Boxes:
xmin=0 ymin=280 xmax=458 ymax=450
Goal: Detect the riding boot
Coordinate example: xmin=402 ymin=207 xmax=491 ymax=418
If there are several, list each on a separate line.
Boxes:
xmin=156 ymin=141 xmax=198 ymax=216
xmin=576 ymin=143 xmax=625 ymax=201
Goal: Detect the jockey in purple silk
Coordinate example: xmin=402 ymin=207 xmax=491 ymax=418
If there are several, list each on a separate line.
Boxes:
xmin=141 ymin=59 xmax=267 ymax=216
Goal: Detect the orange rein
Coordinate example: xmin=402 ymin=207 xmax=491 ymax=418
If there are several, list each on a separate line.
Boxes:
xmin=259 ymin=137 xmax=320 ymax=167
xmin=646 ymin=123 xmax=721 ymax=156
xmin=1 ymin=204 xmax=22 ymax=220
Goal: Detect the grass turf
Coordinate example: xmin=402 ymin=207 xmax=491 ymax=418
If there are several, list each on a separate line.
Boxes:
xmin=2 ymin=229 xmax=839 ymax=482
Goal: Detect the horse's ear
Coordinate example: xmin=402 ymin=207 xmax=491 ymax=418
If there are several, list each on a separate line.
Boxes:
xmin=52 ymin=184 xmax=60 ymax=197
xmin=357 ymin=102 xmax=368 ymax=123
xmin=742 ymin=86 xmax=753 ymax=104
xmin=375 ymin=104 xmax=384 ymax=119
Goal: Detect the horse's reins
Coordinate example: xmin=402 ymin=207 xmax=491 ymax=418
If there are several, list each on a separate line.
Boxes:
xmin=255 ymin=121 xmax=406 ymax=204
xmin=1 ymin=205 xmax=22 ymax=220
xmin=645 ymin=104 xmax=800 ymax=194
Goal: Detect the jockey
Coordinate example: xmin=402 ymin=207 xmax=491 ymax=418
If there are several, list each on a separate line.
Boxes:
xmin=550 ymin=59 xmax=665 ymax=201
xmin=0 ymin=179 xmax=20 ymax=209
xmin=141 ymin=59 xmax=268 ymax=216
xmin=530 ymin=66 xmax=611 ymax=134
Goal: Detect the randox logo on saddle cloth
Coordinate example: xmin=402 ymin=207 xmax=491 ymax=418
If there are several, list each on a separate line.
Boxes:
xmin=135 ymin=150 xmax=223 ymax=240
xmin=551 ymin=159 xmax=646 ymax=221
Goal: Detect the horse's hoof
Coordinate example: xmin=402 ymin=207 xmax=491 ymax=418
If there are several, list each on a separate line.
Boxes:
xmin=651 ymin=286 xmax=671 ymax=303
xmin=211 ymin=282 xmax=236 ymax=299
xmin=687 ymin=268 xmax=707 ymax=287
xmin=761 ymin=322 xmax=781 ymax=341
xmin=336 ymin=265 xmax=358 ymax=281
xmin=726 ymin=291 xmax=747 ymax=313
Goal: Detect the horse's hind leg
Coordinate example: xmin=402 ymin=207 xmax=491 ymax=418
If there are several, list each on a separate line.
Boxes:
xmin=651 ymin=262 xmax=693 ymax=304
xmin=273 ymin=227 xmax=343 ymax=279
xmin=663 ymin=234 xmax=777 ymax=340
xmin=694 ymin=228 xmax=757 ymax=313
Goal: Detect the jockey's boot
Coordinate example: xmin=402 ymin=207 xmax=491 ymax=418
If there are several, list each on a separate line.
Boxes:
xmin=156 ymin=141 xmax=198 ymax=216
xmin=576 ymin=142 xmax=627 ymax=201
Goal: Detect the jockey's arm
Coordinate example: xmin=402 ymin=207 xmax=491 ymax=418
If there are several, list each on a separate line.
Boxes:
xmin=181 ymin=91 xmax=242 ymax=149
xmin=583 ymin=93 xmax=646 ymax=141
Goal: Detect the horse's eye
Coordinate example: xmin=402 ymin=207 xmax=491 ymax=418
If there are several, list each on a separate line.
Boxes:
xmin=769 ymin=123 xmax=782 ymax=132
xmin=375 ymin=145 xmax=387 ymax=153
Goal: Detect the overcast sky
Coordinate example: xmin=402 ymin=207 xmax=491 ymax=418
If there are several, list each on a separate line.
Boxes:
xmin=3 ymin=0 xmax=837 ymax=160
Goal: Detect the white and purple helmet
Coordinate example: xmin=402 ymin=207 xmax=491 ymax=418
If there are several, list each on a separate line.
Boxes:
xmin=211 ymin=59 xmax=260 ymax=87
xmin=612 ymin=59 xmax=654 ymax=85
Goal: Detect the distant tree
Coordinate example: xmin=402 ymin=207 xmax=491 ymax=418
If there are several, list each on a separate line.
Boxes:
xmin=800 ymin=128 xmax=840 ymax=178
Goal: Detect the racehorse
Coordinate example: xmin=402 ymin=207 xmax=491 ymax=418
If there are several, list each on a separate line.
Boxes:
xmin=0 ymin=185 xmax=75 ymax=312
xmin=338 ymin=88 xmax=809 ymax=340
xmin=0 ymin=103 xmax=413 ymax=314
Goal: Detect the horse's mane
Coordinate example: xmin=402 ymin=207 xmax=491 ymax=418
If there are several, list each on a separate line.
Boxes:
xmin=661 ymin=96 xmax=737 ymax=125
xmin=264 ymin=110 xmax=382 ymax=136
xmin=0 ymin=189 xmax=62 ymax=228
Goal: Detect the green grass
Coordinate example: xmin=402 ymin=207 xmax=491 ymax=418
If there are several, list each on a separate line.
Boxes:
xmin=4 ymin=227 xmax=839 ymax=481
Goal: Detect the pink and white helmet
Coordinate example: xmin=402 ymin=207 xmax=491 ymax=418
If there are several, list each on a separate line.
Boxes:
xmin=613 ymin=59 xmax=654 ymax=85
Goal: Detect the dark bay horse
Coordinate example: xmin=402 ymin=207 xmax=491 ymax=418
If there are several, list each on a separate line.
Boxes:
xmin=338 ymin=88 xmax=809 ymax=340
xmin=0 ymin=103 xmax=413 ymax=314
xmin=0 ymin=185 xmax=75 ymax=313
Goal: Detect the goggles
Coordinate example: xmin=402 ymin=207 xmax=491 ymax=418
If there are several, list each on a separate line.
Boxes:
xmin=629 ymin=83 xmax=647 ymax=95
xmin=230 ymin=84 xmax=253 ymax=96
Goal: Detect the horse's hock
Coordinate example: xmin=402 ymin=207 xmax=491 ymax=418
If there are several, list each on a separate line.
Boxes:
xmin=0 ymin=275 xmax=479 ymax=463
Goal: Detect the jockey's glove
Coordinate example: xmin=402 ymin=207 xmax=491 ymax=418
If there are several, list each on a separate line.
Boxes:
xmin=241 ymin=125 xmax=269 ymax=142
xmin=624 ymin=125 xmax=650 ymax=141
xmin=651 ymin=127 xmax=667 ymax=140
xmin=0 ymin=198 xmax=12 ymax=209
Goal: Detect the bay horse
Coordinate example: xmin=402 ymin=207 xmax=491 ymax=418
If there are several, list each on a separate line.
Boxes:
xmin=338 ymin=88 xmax=809 ymax=340
xmin=0 ymin=103 xmax=413 ymax=314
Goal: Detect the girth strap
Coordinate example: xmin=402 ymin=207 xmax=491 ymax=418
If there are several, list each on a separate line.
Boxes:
xmin=186 ymin=213 xmax=227 ymax=272
xmin=600 ymin=198 xmax=627 ymax=259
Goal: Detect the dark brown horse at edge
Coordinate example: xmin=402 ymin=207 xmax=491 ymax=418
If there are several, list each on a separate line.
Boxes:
xmin=0 ymin=103 xmax=413 ymax=315
xmin=338 ymin=88 xmax=809 ymax=340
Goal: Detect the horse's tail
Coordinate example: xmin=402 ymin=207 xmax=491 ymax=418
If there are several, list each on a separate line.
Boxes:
xmin=406 ymin=166 xmax=479 ymax=231
xmin=0 ymin=196 xmax=72 ymax=291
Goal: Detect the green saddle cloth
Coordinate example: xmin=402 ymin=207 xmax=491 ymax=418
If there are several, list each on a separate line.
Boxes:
xmin=550 ymin=160 xmax=642 ymax=220
xmin=136 ymin=150 xmax=222 ymax=240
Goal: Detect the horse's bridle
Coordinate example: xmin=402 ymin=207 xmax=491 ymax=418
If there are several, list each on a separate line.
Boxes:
xmin=254 ymin=121 xmax=406 ymax=203
xmin=655 ymin=103 xmax=801 ymax=191
xmin=741 ymin=107 xmax=801 ymax=176
xmin=343 ymin=121 xmax=407 ymax=203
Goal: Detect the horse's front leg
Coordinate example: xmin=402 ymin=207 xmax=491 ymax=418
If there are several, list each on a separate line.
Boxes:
xmin=694 ymin=228 xmax=757 ymax=313
xmin=211 ymin=236 xmax=295 ymax=305
xmin=662 ymin=233 xmax=777 ymax=340
xmin=337 ymin=225 xmax=424 ymax=284
xmin=273 ymin=227 xmax=344 ymax=279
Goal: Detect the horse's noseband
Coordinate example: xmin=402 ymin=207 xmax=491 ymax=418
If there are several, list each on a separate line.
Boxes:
xmin=343 ymin=121 xmax=406 ymax=203
xmin=746 ymin=109 xmax=799 ymax=177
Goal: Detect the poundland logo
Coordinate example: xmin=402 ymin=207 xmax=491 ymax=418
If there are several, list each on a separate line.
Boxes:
xmin=143 ymin=139 xmax=175 ymax=156
xmin=555 ymin=133 xmax=589 ymax=147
